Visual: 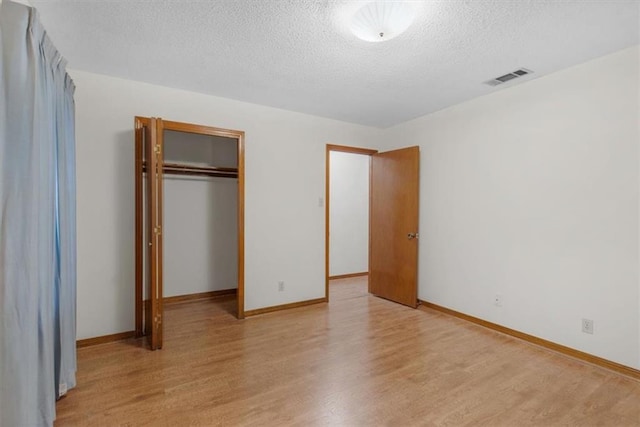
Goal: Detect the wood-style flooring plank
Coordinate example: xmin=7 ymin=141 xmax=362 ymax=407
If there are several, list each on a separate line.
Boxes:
xmin=55 ymin=277 xmax=640 ymax=426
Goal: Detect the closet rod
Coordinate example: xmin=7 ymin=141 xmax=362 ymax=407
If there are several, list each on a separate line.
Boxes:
xmin=142 ymin=161 xmax=238 ymax=178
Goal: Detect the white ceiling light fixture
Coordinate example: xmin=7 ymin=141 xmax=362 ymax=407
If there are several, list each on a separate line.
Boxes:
xmin=350 ymin=1 xmax=416 ymax=43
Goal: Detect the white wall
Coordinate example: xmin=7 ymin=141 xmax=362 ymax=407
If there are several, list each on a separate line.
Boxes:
xmin=0 ymin=0 xmax=32 ymax=5
xmin=72 ymin=69 xmax=382 ymax=339
xmin=329 ymin=151 xmax=369 ymax=276
xmin=381 ymin=46 xmax=640 ymax=369
xmin=162 ymin=176 xmax=238 ymax=297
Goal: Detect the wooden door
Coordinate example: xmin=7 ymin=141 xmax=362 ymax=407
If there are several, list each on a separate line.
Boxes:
xmin=369 ymin=146 xmax=420 ymax=307
xmin=148 ymin=118 xmax=164 ymax=349
xmin=135 ymin=117 xmax=164 ymax=350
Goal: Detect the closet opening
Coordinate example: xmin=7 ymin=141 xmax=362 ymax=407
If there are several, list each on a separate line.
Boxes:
xmin=135 ymin=117 xmax=245 ymax=350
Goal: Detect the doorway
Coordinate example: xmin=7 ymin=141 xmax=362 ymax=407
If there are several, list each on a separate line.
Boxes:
xmin=325 ymin=144 xmax=377 ymax=300
xmin=325 ymin=144 xmax=420 ymax=307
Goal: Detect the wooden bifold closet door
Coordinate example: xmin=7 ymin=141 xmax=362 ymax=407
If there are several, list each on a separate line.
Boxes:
xmin=135 ymin=117 xmax=164 ymax=350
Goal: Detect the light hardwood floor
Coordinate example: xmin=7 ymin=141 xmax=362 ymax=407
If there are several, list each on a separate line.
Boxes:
xmin=56 ymin=277 xmax=640 ymax=426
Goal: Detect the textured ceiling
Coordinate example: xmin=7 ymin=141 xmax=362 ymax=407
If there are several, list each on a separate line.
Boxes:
xmin=30 ymin=0 xmax=640 ymax=128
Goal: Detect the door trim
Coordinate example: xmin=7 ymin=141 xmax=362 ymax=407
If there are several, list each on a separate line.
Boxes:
xmin=325 ymin=144 xmax=378 ymax=301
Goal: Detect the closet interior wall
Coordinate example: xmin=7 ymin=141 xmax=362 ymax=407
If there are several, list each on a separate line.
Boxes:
xmin=142 ymin=130 xmax=239 ymax=299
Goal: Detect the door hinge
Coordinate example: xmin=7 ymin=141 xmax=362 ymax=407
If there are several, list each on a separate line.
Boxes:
xmin=154 ymin=144 xmax=161 ymax=154
xmin=153 ymin=225 xmax=162 ymax=235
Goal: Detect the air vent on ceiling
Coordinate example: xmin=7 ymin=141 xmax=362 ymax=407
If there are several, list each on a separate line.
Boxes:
xmin=485 ymin=68 xmax=533 ymax=86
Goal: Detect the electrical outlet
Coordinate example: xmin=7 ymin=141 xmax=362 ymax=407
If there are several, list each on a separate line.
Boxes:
xmin=278 ymin=281 xmax=285 ymax=292
xmin=494 ymin=293 xmax=502 ymax=307
xmin=582 ymin=318 xmax=594 ymax=334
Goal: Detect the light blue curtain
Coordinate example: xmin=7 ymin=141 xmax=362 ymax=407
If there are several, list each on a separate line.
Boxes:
xmin=0 ymin=1 xmax=77 ymax=425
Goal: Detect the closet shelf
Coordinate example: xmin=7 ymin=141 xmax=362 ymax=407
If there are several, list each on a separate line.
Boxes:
xmin=143 ymin=161 xmax=238 ymax=178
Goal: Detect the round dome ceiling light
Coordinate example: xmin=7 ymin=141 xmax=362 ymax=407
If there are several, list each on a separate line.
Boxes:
xmin=350 ymin=1 xmax=416 ymax=43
